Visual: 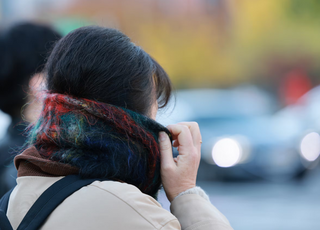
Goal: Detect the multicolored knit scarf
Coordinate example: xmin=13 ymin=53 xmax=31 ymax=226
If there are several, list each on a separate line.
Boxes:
xmin=26 ymin=93 xmax=171 ymax=198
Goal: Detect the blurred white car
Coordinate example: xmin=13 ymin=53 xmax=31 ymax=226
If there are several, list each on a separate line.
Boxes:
xmin=157 ymin=85 xmax=275 ymax=126
xmin=157 ymin=85 xmax=318 ymax=181
xmin=272 ymin=85 xmax=320 ymax=168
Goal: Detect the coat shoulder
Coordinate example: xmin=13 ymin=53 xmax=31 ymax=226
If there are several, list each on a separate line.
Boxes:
xmin=43 ymin=180 xmax=180 ymax=230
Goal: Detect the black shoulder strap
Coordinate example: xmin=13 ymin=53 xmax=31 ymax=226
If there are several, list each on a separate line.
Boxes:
xmin=0 ymin=175 xmax=101 ymax=230
xmin=17 ymin=175 xmax=101 ymax=230
xmin=0 ymin=188 xmax=14 ymax=230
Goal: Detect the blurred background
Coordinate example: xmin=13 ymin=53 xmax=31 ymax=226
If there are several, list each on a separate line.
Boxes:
xmin=0 ymin=0 xmax=320 ymax=229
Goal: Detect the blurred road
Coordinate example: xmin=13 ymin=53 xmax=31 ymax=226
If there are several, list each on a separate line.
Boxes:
xmin=158 ymin=167 xmax=320 ymax=230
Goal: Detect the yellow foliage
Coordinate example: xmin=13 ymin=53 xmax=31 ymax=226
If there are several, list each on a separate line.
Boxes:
xmin=58 ymin=0 xmax=320 ymax=88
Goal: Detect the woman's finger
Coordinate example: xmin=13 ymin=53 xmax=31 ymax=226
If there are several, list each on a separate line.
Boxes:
xmin=166 ymin=124 xmax=194 ymax=155
xmin=177 ymin=122 xmax=202 ymax=151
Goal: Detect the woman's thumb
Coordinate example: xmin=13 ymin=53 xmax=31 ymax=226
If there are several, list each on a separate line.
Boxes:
xmin=159 ymin=132 xmax=175 ymax=169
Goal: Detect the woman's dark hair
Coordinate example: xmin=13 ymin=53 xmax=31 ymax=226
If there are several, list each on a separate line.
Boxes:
xmin=0 ymin=22 xmax=62 ymax=117
xmin=46 ymin=26 xmax=172 ymax=116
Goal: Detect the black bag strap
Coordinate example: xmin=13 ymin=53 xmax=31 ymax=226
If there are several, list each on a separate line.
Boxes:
xmin=0 ymin=188 xmax=14 ymax=230
xmin=18 ymin=175 xmax=101 ymax=230
xmin=0 ymin=175 xmax=101 ymax=230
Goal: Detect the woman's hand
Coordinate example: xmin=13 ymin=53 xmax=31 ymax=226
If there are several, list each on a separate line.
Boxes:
xmin=159 ymin=122 xmax=202 ymax=202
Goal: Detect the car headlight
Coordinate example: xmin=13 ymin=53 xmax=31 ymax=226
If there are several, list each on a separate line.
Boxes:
xmin=212 ymin=138 xmax=243 ymax=168
xmin=300 ymin=132 xmax=320 ymax=162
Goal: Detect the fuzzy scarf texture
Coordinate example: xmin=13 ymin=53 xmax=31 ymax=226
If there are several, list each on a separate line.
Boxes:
xmin=25 ymin=93 xmax=171 ymax=198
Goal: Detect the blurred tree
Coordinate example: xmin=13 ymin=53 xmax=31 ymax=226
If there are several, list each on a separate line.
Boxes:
xmin=52 ymin=0 xmax=240 ymax=88
xmin=230 ymin=0 xmax=320 ymax=87
xmin=288 ymin=0 xmax=320 ymax=20
xmin=28 ymin=0 xmax=320 ymax=90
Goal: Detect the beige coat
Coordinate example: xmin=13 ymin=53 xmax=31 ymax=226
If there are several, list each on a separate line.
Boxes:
xmin=7 ymin=176 xmax=233 ymax=230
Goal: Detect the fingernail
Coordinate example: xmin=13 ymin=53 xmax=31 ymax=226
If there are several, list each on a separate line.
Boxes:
xmin=159 ymin=132 xmax=167 ymax=142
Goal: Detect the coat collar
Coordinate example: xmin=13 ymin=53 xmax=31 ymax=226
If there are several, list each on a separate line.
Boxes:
xmin=15 ymin=146 xmax=79 ymax=177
